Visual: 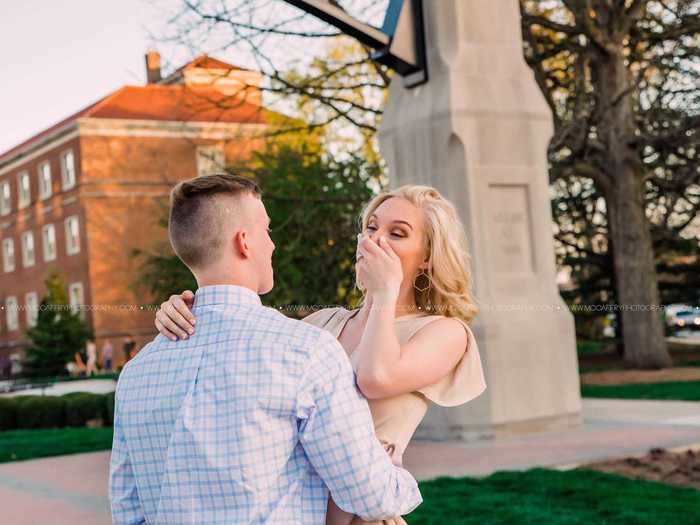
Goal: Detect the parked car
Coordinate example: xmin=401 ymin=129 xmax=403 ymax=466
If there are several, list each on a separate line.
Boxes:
xmin=667 ymin=308 xmax=700 ymax=331
xmin=665 ymin=304 xmax=693 ymax=326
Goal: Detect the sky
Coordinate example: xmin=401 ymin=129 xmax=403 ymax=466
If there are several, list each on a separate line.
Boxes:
xmin=0 ymin=0 xmax=168 ymax=154
xmin=0 ymin=0 xmax=389 ymax=155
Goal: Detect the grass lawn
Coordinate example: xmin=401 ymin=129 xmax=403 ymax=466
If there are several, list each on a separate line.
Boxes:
xmin=581 ymin=381 xmax=700 ymax=401
xmin=406 ymin=468 xmax=700 ymax=524
xmin=576 ymin=339 xmax=605 ymax=355
xmin=0 ymin=427 xmax=113 ymax=463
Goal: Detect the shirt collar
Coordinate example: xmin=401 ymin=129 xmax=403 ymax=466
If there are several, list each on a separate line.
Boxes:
xmin=193 ymin=285 xmax=262 ymax=309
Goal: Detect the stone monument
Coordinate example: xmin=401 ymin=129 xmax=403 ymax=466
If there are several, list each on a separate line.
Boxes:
xmin=287 ymin=0 xmax=582 ymax=441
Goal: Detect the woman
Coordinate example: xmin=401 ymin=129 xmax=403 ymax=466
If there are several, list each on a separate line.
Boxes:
xmin=155 ymin=185 xmax=487 ymax=525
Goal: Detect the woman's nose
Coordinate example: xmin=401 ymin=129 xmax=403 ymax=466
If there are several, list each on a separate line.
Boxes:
xmin=358 ymin=231 xmax=377 ymax=242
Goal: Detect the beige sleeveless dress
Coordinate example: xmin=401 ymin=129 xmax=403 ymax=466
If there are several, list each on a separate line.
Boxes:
xmin=302 ymin=307 xmax=487 ymax=525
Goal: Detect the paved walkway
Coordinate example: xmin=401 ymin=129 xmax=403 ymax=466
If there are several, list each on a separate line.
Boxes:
xmin=0 ymin=378 xmax=117 ymax=398
xmin=1 ymin=398 xmax=699 ymax=524
xmin=404 ymin=398 xmax=700 ymax=480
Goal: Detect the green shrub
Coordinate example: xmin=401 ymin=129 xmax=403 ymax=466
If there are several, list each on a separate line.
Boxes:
xmin=0 ymin=392 xmax=116 ymax=431
xmin=63 ymin=393 xmax=106 ymax=427
xmin=0 ymin=398 xmax=17 ymax=431
xmin=103 ymin=391 xmax=115 ymax=426
xmin=14 ymin=396 xmax=67 ymax=429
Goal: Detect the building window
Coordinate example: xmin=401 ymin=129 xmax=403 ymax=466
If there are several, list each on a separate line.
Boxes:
xmin=6 ymin=296 xmax=18 ymax=331
xmin=61 ymin=149 xmax=76 ymax=190
xmin=68 ymin=282 xmax=84 ymax=317
xmin=21 ymin=231 xmax=35 ymax=267
xmin=2 ymin=238 xmax=14 ymax=272
xmin=65 ymin=215 xmax=80 ymax=255
xmin=0 ymin=182 xmax=10 ymax=215
xmin=196 ymin=145 xmax=225 ymax=177
xmin=25 ymin=292 xmax=39 ymax=328
xmin=42 ymin=223 xmax=56 ymax=262
xmin=18 ymin=172 xmax=30 ymax=209
xmin=38 ymin=161 xmax=52 ymax=200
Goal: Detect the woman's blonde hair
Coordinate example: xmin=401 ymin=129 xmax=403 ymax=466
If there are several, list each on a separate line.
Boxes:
xmin=358 ymin=185 xmax=479 ymax=323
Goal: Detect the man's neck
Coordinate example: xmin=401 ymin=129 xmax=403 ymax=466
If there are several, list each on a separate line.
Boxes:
xmin=196 ymin=271 xmax=258 ymax=294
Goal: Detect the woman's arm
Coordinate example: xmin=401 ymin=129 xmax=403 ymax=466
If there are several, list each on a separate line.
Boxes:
xmin=353 ymin=237 xmax=468 ymax=399
xmin=155 ymin=292 xmax=337 ymax=341
xmin=354 ymin=291 xmax=468 ymax=399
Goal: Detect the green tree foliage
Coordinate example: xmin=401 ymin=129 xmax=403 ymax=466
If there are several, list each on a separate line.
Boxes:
xmin=134 ymin=144 xmax=380 ymax=314
xmin=132 ymin=228 xmax=198 ymax=306
xmin=237 ymin=144 xmax=379 ymax=313
xmin=22 ymin=272 xmax=93 ymax=378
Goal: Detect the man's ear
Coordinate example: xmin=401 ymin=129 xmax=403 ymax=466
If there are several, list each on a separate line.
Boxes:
xmin=233 ymin=230 xmax=249 ymax=259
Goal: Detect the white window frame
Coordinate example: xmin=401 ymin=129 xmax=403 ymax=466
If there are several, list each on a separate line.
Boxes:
xmin=0 ymin=181 xmax=10 ymax=216
xmin=18 ymin=171 xmax=30 ymax=209
xmin=42 ymin=223 xmax=56 ymax=262
xmin=196 ymin=145 xmax=225 ymax=177
xmin=65 ymin=215 xmax=80 ymax=255
xmin=21 ymin=231 xmax=35 ymax=267
xmin=68 ymin=282 xmax=84 ymax=317
xmin=2 ymin=238 xmax=15 ymax=273
xmin=25 ymin=292 xmax=39 ymax=328
xmin=38 ymin=161 xmax=52 ymax=200
xmin=61 ymin=149 xmax=76 ymax=190
xmin=6 ymin=296 xmax=18 ymax=331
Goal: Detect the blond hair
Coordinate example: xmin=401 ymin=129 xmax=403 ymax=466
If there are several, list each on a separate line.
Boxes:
xmin=358 ymin=185 xmax=479 ymax=323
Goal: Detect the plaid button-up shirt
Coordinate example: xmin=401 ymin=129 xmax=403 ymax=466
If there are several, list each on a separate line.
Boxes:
xmin=109 ymin=284 xmax=421 ymax=524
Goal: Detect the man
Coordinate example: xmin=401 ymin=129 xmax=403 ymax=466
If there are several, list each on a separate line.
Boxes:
xmin=122 ymin=337 xmax=136 ymax=362
xmin=101 ymin=340 xmax=113 ymax=372
xmin=109 ymin=173 xmax=421 ymax=524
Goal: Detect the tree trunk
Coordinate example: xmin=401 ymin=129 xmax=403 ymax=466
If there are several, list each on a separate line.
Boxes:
xmin=596 ymin=46 xmax=673 ymax=369
xmin=605 ymin=165 xmax=672 ymax=368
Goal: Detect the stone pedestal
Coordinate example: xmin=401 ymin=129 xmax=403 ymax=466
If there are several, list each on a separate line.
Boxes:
xmin=378 ymin=0 xmax=582 ymax=441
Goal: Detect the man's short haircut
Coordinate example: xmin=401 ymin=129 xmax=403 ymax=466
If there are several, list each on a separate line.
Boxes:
xmin=168 ymin=173 xmax=261 ymax=269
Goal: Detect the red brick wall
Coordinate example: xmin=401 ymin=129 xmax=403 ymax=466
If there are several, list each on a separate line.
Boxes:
xmin=80 ymin=131 xmax=262 ymax=366
xmin=0 ymin=136 xmax=91 ymax=358
xmin=0 ymin=128 xmax=264 ymax=366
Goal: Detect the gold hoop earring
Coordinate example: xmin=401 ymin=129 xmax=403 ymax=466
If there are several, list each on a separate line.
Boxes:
xmin=413 ymin=270 xmax=431 ymax=293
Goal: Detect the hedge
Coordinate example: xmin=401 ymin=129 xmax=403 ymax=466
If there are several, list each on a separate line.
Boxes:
xmin=0 ymin=398 xmax=17 ymax=431
xmin=0 ymin=392 xmax=115 ymax=432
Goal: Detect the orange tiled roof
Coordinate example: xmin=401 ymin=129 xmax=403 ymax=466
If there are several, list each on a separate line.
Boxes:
xmin=183 ymin=54 xmax=249 ymax=72
xmin=87 ymin=84 xmax=267 ymax=124
xmin=0 ymin=84 xmax=270 ymax=164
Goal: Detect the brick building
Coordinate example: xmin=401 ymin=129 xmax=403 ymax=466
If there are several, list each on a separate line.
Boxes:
xmin=0 ymin=52 xmax=272 ymax=368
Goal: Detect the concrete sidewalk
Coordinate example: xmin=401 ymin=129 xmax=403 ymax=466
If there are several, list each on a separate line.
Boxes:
xmin=404 ymin=398 xmax=700 ymax=480
xmin=0 ymin=378 xmax=117 ymax=398
xmin=1 ymin=398 xmax=699 ymax=525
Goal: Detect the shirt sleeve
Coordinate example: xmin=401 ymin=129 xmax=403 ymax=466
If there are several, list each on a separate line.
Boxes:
xmin=109 ymin=386 xmax=146 ymax=525
xmin=297 ymin=330 xmax=422 ymax=521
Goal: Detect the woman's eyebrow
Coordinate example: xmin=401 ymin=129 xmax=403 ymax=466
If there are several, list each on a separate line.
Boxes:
xmin=369 ymin=214 xmax=413 ymax=230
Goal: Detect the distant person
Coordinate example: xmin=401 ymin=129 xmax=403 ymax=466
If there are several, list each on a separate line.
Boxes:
xmin=122 ymin=337 xmax=135 ymax=362
xmin=110 ymin=174 xmax=422 ymax=524
xmin=101 ymin=340 xmax=114 ymax=372
xmin=85 ymin=339 xmax=98 ymax=376
xmin=71 ymin=352 xmax=87 ymax=377
xmin=0 ymin=356 xmax=11 ymax=379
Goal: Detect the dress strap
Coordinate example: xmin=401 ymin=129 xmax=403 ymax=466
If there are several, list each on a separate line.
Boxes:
xmin=302 ymin=307 xmax=352 ymax=337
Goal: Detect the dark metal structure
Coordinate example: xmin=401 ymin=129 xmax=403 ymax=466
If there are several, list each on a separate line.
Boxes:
xmin=283 ymin=0 xmax=428 ymax=87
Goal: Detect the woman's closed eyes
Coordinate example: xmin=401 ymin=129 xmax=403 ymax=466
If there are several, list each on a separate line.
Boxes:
xmin=366 ymin=224 xmax=407 ymax=238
